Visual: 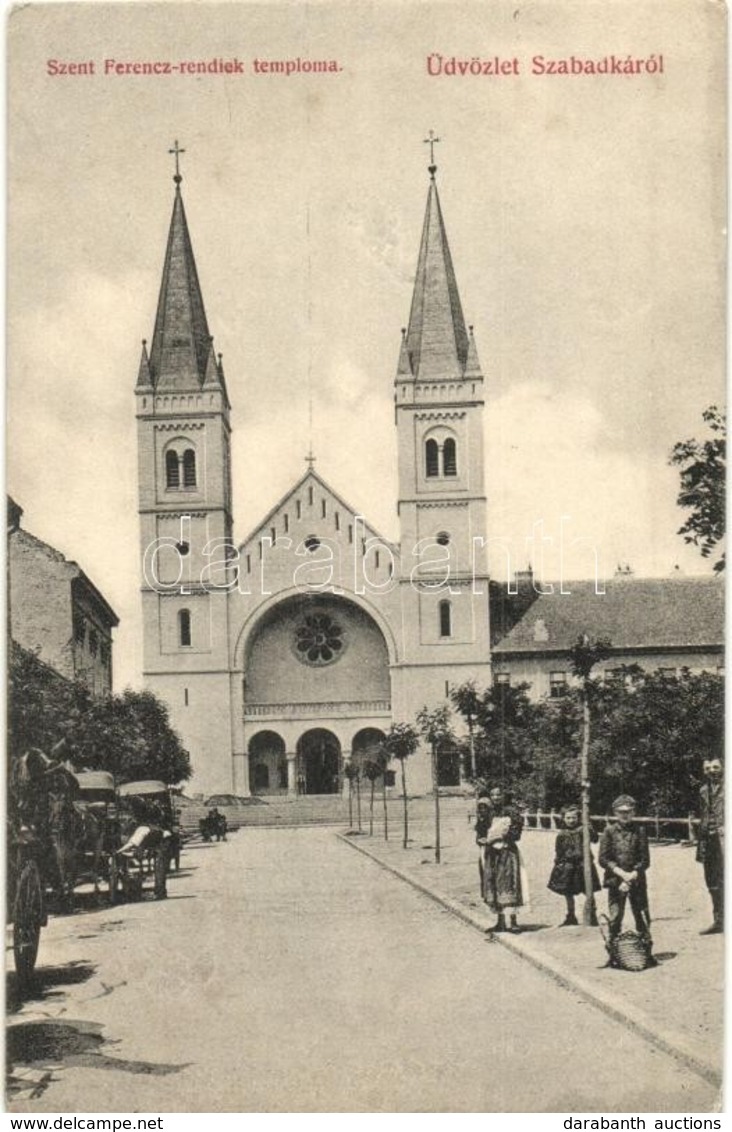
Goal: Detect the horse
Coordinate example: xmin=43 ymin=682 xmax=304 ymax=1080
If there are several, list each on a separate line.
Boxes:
xmin=47 ymin=780 xmax=106 ymax=911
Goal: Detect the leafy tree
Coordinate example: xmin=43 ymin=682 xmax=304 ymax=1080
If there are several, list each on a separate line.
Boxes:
xmin=670 ymin=405 xmax=726 ymax=572
xmin=343 ymin=759 xmax=359 ymax=830
xmin=382 ymin=722 xmax=419 ymax=849
xmin=451 ymin=680 xmax=538 ymax=793
xmin=361 ymin=747 xmax=388 ymax=837
xmin=8 ymin=646 xmax=191 ymax=786
xmin=449 ymin=680 xmax=480 ymax=778
xmin=416 ymin=705 xmax=454 ymax=864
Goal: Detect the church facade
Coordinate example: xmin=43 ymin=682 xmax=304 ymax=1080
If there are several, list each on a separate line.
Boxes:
xmin=136 ymin=159 xmax=492 ymax=798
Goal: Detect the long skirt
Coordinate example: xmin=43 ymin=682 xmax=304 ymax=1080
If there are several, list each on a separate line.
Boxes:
xmin=483 ymin=844 xmax=524 ymax=911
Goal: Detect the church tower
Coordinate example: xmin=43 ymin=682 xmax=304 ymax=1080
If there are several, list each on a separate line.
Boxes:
xmin=136 ymin=150 xmax=235 ymax=795
xmin=393 ymin=144 xmax=491 ymax=726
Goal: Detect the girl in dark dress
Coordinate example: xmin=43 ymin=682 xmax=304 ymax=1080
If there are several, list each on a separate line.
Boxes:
xmin=547 ymin=804 xmax=600 ymax=926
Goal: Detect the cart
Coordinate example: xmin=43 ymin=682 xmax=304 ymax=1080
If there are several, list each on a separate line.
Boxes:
xmin=72 ymin=770 xmax=121 ymax=905
xmin=116 ymin=780 xmax=177 ymax=900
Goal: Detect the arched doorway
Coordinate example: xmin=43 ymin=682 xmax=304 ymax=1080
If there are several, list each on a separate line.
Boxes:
xmin=352 ymin=726 xmax=391 ymax=790
xmin=297 ymin=729 xmax=341 ymax=795
xmin=248 ymin=731 xmax=287 ymax=795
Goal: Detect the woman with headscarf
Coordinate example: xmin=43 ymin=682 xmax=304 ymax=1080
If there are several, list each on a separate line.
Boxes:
xmin=483 ymin=785 xmax=525 ymax=933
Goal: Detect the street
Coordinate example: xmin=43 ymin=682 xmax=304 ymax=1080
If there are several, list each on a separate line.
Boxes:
xmin=8 ymin=827 xmax=719 ymax=1112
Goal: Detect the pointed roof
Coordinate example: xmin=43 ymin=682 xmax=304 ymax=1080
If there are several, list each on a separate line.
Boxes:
xmin=404 ymin=173 xmax=470 ymax=381
xmin=148 ymin=183 xmax=212 ymax=391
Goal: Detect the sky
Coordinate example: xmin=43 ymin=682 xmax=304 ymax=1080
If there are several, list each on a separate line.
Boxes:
xmin=7 ymin=0 xmax=726 ymax=691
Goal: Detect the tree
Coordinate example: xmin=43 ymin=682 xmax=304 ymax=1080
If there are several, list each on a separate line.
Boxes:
xmin=382 ymin=723 xmax=419 ymax=849
xmin=8 ymin=646 xmax=191 ymax=786
xmin=416 ymin=705 xmax=454 ymax=864
xmin=456 ymin=681 xmax=538 ymax=794
xmin=449 ymin=680 xmax=479 ymax=779
xmin=569 ymin=635 xmax=612 ymax=926
xmin=343 ymin=759 xmax=359 ymax=829
xmin=670 ymin=405 xmax=726 ymax=572
xmin=361 ymin=747 xmax=387 ymax=836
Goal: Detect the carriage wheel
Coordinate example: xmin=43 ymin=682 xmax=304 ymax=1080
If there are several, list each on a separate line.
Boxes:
xmin=153 ymin=849 xmax=168 ymax=900
xmin=107 ymin=854 xmax=120 ymax=905
xmin=13 ymin=860 xmax=43 ymax=985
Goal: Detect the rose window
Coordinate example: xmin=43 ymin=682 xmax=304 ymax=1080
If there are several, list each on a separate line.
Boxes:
xmin=294 ymin=613 xmax=345 ymax=666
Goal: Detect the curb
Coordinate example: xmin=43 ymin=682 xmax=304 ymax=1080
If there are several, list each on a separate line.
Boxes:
xmin=337 ymin=832 xmax=721 ymax=1089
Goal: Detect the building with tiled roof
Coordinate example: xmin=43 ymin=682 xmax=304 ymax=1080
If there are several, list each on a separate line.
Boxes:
xmin=491 ymin=573 xmax=724 ymax=699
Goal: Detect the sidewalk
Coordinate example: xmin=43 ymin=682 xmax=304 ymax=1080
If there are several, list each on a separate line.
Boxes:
xmin=338 ymin=796 xmax=723 ymax=1086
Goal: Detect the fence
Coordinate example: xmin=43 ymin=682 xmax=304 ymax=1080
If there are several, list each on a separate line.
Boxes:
xmin=469 ymin=808 xmax=700 ymax=843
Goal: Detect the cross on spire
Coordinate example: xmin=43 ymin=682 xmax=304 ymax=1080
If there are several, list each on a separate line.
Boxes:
xmin=305 ymin=448 xmax=317 ymax=470
xmin=424 ymin=130 xmax=440 ymax=177
xmin=169 ymin=139 xmax=186 ymax=184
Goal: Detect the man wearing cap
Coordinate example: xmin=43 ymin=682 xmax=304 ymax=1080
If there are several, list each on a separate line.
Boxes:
xmin=598 ymin=794 xmax=651 ymax=943
xmin=697 ymin=756 xmax=724 ymax=934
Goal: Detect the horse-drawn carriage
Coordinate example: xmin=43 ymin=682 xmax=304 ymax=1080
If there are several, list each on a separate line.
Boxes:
xmin=7 ymin=749 xmax=58 ymax=984
xmin=70 ymin=771 xmax=121 ymax=905
xmin=116 ymin=780 xmax=180 ymax=901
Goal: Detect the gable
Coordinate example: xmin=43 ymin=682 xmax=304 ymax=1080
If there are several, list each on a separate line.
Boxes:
xmin=236 ymin=470 xmax=398 ymax=594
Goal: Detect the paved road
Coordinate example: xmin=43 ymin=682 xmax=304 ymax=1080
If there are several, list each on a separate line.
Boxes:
xmin=8 ymin=828 xmax=719 ymax=1112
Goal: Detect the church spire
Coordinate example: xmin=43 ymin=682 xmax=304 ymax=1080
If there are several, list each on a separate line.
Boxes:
xmin=147 ymin=154 xmax=212 ymax=392
xmin=403 ymin=155 xmax=470 ymax=381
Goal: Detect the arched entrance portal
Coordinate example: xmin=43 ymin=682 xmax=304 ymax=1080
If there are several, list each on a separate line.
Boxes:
xmin=297 ymin=729 xmax=341 ymax=795
xmin=248 ymin=731 xmax=287 ymax=795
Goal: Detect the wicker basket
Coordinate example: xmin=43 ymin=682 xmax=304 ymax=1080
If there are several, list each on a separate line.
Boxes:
xmin=599 ymin=914 xmax=653 ymax=972
xmin=614 ymin=930 xmax=652 ymax=972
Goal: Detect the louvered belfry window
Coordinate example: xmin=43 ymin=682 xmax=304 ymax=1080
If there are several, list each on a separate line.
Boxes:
xmin=182 ymin=449 xmax=197 ymax=488
xmin=425 ymin=438 xmax=439 ymax=477
xmin=443 ymin=438 xmax=457 ymax=476
xmin=166 ymin=450 xmax=180 ymax=489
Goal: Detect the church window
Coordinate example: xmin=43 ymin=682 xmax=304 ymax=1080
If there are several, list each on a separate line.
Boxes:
xmin=425 ymin=438 xmax=439 ymax=478
xmin=308 ymin=486 xmax=313 ymax=506
xmin=439 ymin=600 xmax=452 ymax=638
xmin=294 ymin=612 xmax=345 ymax=666
xmin=296 ymin=500 xmax=302 ymax=519
xmin=335 ymin=512 xmax=340 ymax=532
xmin=284 ymin=514 xmax=289 ymax=533
xmin=443 ymin=438 xmax=457 ymax=477
xmin=348 ymin=524 xmax=353 ymax=544
xmin=246 ymin=554 xmax=251 ymax=574
xmin=270 ymin=526 xmax=276 ymax=545
xmin=304 ymin=535 xmax=320 ymax=552
xmin=183 ymin=449 xmax=197 ymax=488
xmin=375 ymin=551 xmax=380 ymax=569
xmin=179 ymin=609 xmax=191 ymax=647
xmin=89 ymin=629 xmax=99 ymax=656
xmin=166 ymin=450 xmax=180 ymax=489
xmin=436 ymin=531 xmax=450 ymax=547
xmin=184 ymin=687 xmax=189 ymax=706
xmin=321 ymin=499 xmax=327 ymax=518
